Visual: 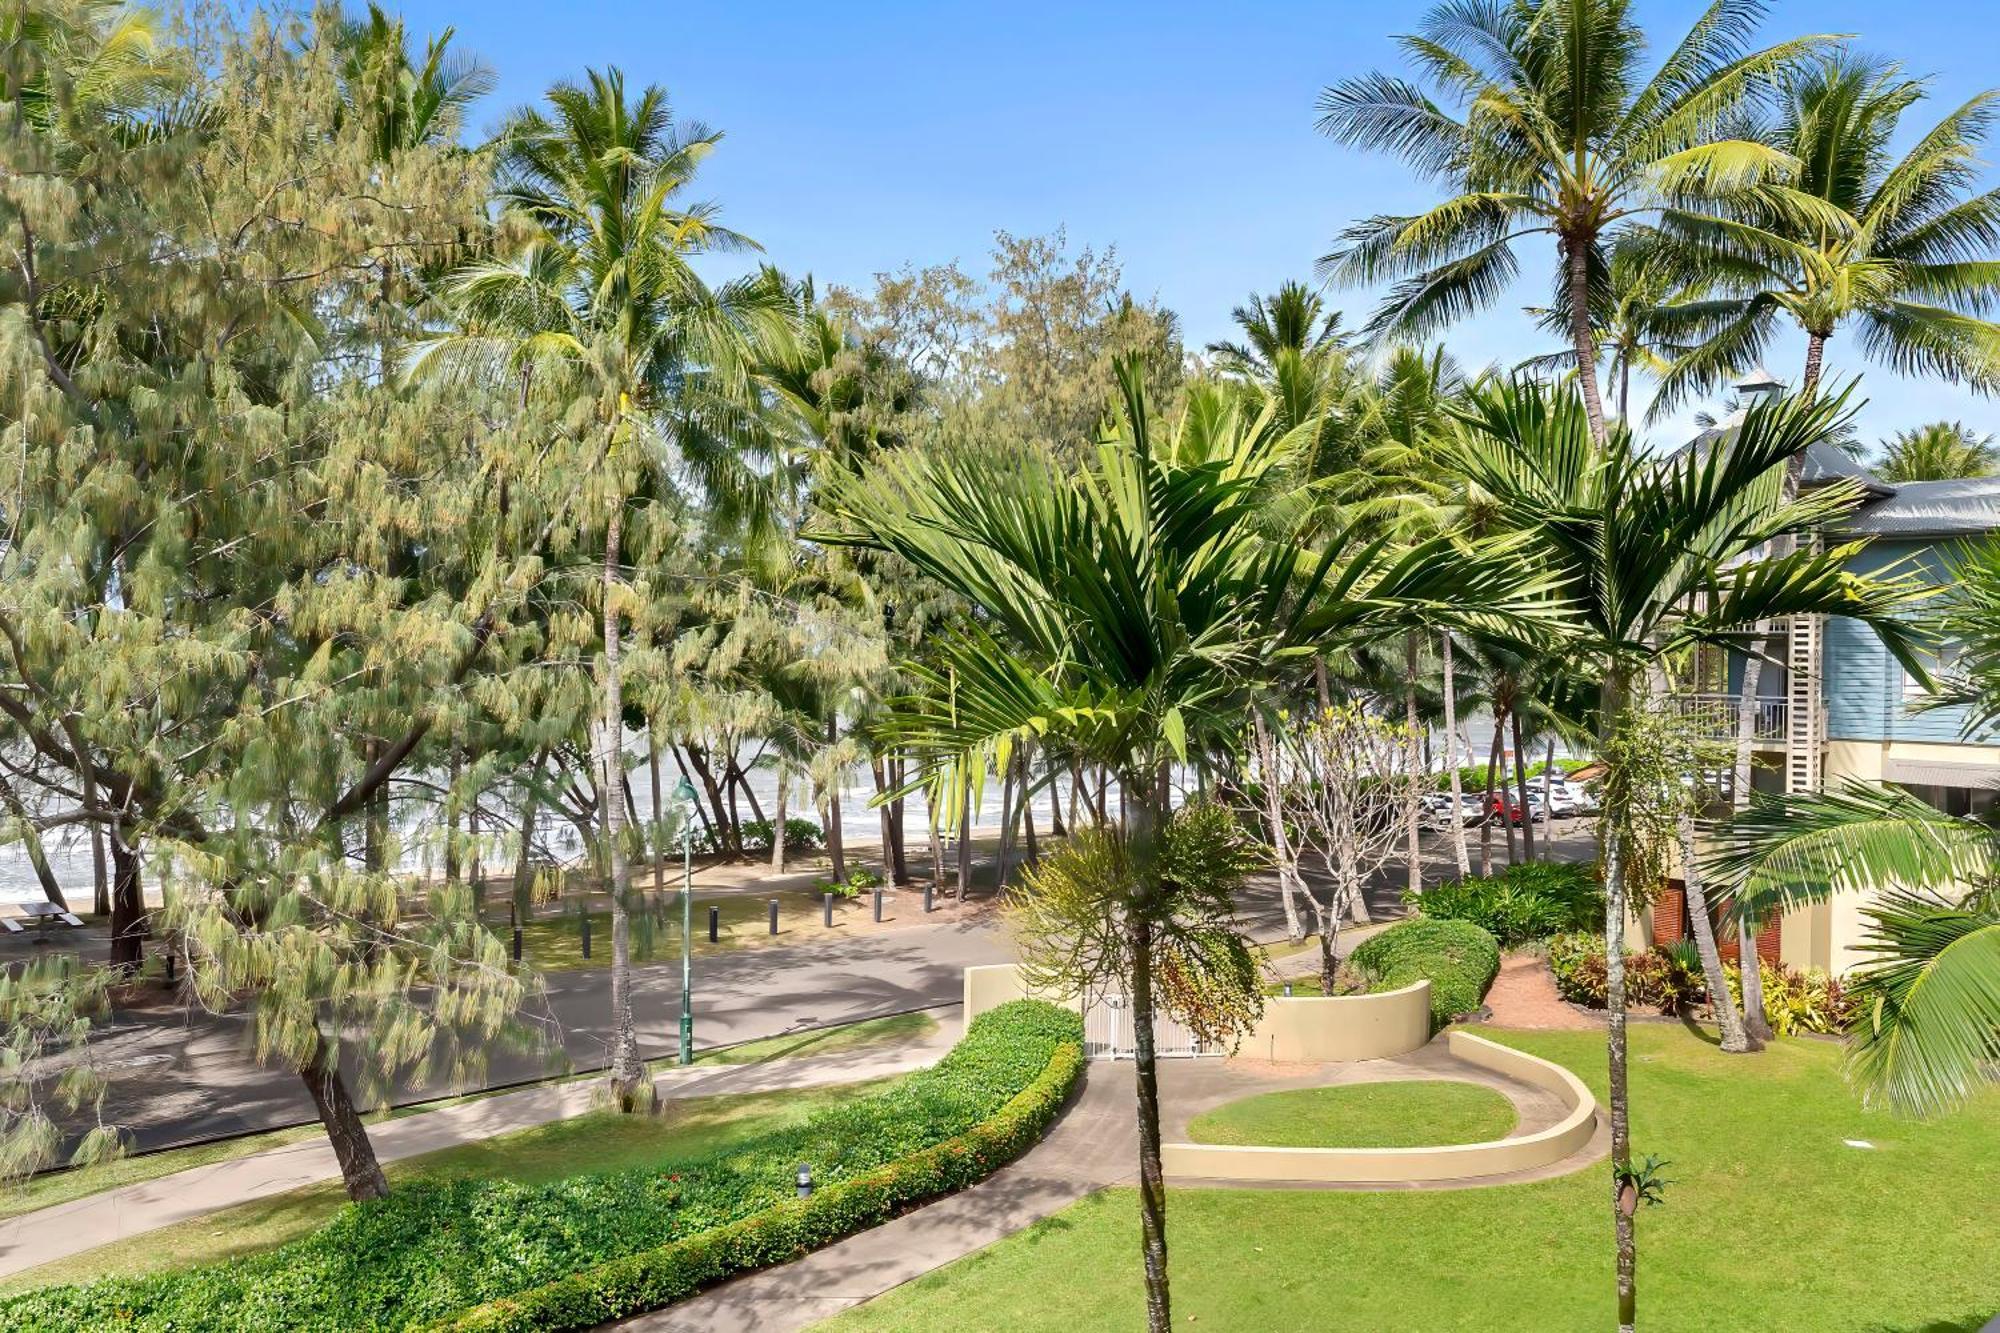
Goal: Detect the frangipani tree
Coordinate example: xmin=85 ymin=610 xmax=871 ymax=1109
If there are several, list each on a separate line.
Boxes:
xmin=1446 ymin=377 xmax=1931 ymax=1332
xmin=818 ymin=355 xmax=1560 ymax=1333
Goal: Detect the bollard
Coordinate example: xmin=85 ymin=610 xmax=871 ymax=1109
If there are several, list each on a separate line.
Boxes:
xmin=923 ymin=883 xmax=934 ymax=913
xmin=769 ymin=898 xmax=779 ymax=935
xmin=823 ymin=892 xmax=834 ymax=927
xmin=512 ymin=927 xmax=523 ymax=962
xmin=580 ymin=914 xmax=591 ymax=959
xmin=873 ymin=887 xmax=884 ymax=923
xmin=708 ymin=905 xmax=719 ymax=943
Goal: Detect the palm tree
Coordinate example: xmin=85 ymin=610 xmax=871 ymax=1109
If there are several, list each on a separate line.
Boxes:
xmin=1206 ymin=280 xmax=1346 ymax=377
xmin=421 ymin=70 xmax=789 ymax=1110
xmin=1448 ymin=379 xmax=1928 ymax=1333
xmin=336 ymin=3 xmax=494 ymax=159
xmin=1705 ymin=783 xmax=1998 ymax=1115
xmin=1207 ymin=280 xmax=1361 ymax=478
xmin=1873 ymin=421 xmax=2000 ymax=482
xmin=1317 ymin=0 xmax=1827 ymax=443
xmin=1653 ymin=55 xmax=2000 ymax=409
xmin=819 ymin=356 xmax=1557 ymax=1333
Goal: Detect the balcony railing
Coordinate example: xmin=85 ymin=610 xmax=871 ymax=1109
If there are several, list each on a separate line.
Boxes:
xmin=1664 ymin=693 xmax=1788 ymax=743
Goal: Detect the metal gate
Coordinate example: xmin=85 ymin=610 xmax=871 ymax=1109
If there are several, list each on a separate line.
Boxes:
xmin=1081 ymin=992 xmax=1211 ymax=1061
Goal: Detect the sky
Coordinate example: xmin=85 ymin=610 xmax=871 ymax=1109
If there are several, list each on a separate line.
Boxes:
xmin=389 ymin=0 xmax=2000 ymax=451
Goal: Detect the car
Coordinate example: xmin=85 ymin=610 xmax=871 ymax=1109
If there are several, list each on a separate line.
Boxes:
xmin=1485 ymin=790 xmax=1537 ymax=825
xmin=1525 ymin=774 xmax=1578 ymax=817
xmin=1420 ymin=791 xmax=1487 ymax=828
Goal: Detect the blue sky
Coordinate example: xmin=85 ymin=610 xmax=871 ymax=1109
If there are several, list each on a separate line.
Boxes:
xmin=392 ymin=0 xmax=2000 ymax=450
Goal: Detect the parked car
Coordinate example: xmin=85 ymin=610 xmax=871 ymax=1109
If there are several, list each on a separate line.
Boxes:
xmin=1526 ymin=774 xmax=1577 ymax=817
xmin=1420 ymin=792 xmax=1486 ymax=828
xmin=1484 ymin=790 xmax=1541 ymax=825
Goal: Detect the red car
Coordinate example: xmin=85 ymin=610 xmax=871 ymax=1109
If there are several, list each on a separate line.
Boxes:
xmin=1484 ymin=790 xmax=1541 ymax=825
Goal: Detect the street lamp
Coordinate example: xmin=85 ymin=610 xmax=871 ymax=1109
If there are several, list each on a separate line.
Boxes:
xmin=673 ymin=775 xmax=698 ymax=1066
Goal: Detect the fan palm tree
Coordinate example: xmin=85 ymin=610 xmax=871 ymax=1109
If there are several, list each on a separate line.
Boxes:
xmin=1447 ymin=378 xmax=1930 ymax=1332
xmin=1317 ymin=0 xmax=1829 ymax=443
xmin=818 ymin=355 xmax=1561 ymax=1333
xmin=418 ymin=69 xmax=791 ymax=1110
xmin=1653 ymin=55 xmax=2000 ymax=410
xmin=1873 ymin=420 xmax=2000 ymax=482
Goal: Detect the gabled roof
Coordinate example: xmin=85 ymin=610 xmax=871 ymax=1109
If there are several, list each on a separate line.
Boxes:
xmin=1838 ymin=476 xmax=2000 ymax=537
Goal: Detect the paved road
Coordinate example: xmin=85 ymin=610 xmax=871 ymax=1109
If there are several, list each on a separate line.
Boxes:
xmin=84 ymin=917 xmax=1008 ymax=1152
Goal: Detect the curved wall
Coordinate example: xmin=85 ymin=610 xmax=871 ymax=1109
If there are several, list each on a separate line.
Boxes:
xmin=1160 ymin=1030 xmax=1600 ymax=1185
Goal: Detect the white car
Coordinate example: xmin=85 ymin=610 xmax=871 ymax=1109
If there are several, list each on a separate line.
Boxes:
xmin=1526 ymin=774 xmax=1578 ymax=817
xmin=1419 ymin=792 xmax=1486 ymax=827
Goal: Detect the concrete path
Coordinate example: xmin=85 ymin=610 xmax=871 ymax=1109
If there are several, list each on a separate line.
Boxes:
xmin=1485 ymin=952 xmax=1596 ymax=1029
xmin=617 ymin=1033 xmax=1609 ymax=1332
xmin=0 ymin=1018 xmax=961 ymax=1281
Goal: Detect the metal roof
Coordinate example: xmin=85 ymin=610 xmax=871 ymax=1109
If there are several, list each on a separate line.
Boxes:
xmin=1838 ymin=476 xmax=2000 ymax=537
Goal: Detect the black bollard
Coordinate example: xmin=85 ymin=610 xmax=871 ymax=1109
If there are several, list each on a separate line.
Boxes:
xmin=873 ymin=887 xmax=884 ymax=923
xmin=512 ymin=927 xmax=523 ymax=962
xmin=923 ymin=883 xmax=934 ymax=913
xmin=823 ymin=892 xmax=834 ymax=927
xmin=768 ymin=898 xmax=779 ymax=935
xmin=708 ymin=905 xmax=719 ymax=943
xmin=581 ymin=914 xmax=591 ymax=959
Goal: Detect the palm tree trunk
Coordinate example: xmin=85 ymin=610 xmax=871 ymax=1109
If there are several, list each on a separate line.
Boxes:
xmin=1397 ymin=632 xmax=1420 ymax=914
xmin=770 ymin=768 xmax=789 ymax=871
xmin=890 ymin=754 xmax=911 ymax=882
xmin=1801 ymin=330 xmax=1829 ymax=399
xmin=1565 ymin=233 xmax=1611 ymax=444
xmin=1600 ymin=673 xmax=1637 ymax=1333
xmin=926 ymin=792 xmax=944 ymax=888
xmin=1482 ymin=715 xmax=1504 ymax=875
xmin=599 ymin=501 xmax=644 ymax=1111
xmin=872 ymin=756 xmax=898 ymax=883
xmin=1677 ymin=813 xmax=1749 ymax=1052
xmin=1731 ymin=634 xmax=1771 ymax=1048
xmin=825 ymin=717 xmax=846 ymax=883
xmin=1511 ymin=708 xmax=1536 ymax=864
xmin=1620 ymin=353 xmax=1632 ymax=423
xmin=649 ymin=728 xmax=666 ymax=901
xmin=1127 ymin=774 xmax=1172 ymax=1333
xmin=1441 ymin=633 xmax=1470 ymax=878
xmin=301 ymin=1032 xmax=388 ymax=1203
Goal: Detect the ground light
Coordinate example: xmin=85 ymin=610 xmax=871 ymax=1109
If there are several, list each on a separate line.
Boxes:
xmin=673 ymin=775 xmax=698 ymax=1066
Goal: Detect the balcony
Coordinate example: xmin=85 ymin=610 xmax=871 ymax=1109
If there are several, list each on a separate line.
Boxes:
xmin=1665 ymin=693 xmax=1787 ymax=743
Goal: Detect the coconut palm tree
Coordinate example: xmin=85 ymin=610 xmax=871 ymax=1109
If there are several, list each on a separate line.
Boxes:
xmin=1873 ymin=420 xmax=2000 ymax=482
xmin=1653 ymin=55 xmax=2000 ymax=410
xmin=419 ymin=69 xmax=791 ymax=1110
xmin=1447 ymin=378 xmax=1929 ymax=1333
xmin=1317 ymin=0 xmax=1829 ymax=443
xmin=1206 ymin=280 xmax=1347 ymax=377
xmin=819 ymin=355 xmax=1560 ymax=1333
xmin=336 ymin=3 xmax=493 ymax=159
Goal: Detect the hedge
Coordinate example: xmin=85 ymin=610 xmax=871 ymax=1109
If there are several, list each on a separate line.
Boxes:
xmin=1349 ymin=917 xmax=1502 ymax=1027
xmin=1 ymin=1000 xmax=1083 ymax=1333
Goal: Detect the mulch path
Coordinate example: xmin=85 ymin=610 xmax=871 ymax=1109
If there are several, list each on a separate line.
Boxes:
xmin=1483 ymin=952 xmax=1597 ymax=1030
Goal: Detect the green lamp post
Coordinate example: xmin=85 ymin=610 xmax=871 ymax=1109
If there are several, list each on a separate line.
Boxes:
xmin=672 ymin=775 xmax=698 ymax=1066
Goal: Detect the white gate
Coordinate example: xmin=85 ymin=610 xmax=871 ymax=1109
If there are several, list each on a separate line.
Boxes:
xmin=1081 ymin=992 xmax=1210 ymax=1061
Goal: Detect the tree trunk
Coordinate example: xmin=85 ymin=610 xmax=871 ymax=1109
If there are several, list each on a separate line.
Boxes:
xmin=1565 ymin=232 xmax=1610 ymax=445
xmin=824 ymin=718 xmax=846 ymax=883
xmin=1481 ymin=715 xmax=1503 ymax=876
xmin=1047 ymin=755 xmax=1067 ymax=838
xmin=683 ymin=744 xmax=736 ymax=858
xmin=1128 ymin=897 xmax=1171 ymax=1333
xmin=926 ymin=789 xmax=945 ymax=889
xmin=1731 ymin=633 xmax=1772 ymax=1047
xmin=1253 ymin=711 xmax=1305 ymax=941
xmin=0 ymin=781 xmax=68 ymax=909
xmin=444 ymin=749 xmax=462 ymax=886
xmin=994 ymin=755 xmax=1018 ymax=890
xmin=872 ymin=756 xmax=897 ymax=884
xmin=1601 ymin=676 xmax=1637 ymax=1333
xmin=648 ymin=729 xmax=665 ymax=901
xmin=108 ymin=836 xmax=145 ymax=969
xmin=1398 ymin=631 xmax=1420 ymax=914
xmin=1542 ymin=736 xmax=1557 ymax=852
xmin=90 ymin=823 xmax=108 ymax=917
xmin=770 ymin=768 xmax=789 ymax=871
xmin=1020 ymin=751 xmax=1039 ymax=866
xmin=598 ymin=502 xmax=644 ymax=1111
xmin=670 ymin=745 xmax=719 ymax=850
xmin=1313 ymin=655 xmax=1332 ymax=712
xmin=512 ymin=774 xmax=541 ymax=923
xmin=1511 ymin=707 xmax=1536 ymax=864
xmin=956 ymin=776 xmax=973 ymax=895
xmin=889 ymin=755 xmax=911 ymax=883
xmin=1441 ymin=634 xmax=1471 ymax=878
xmin=301 ymin=1033 xmax=389 ymax=1202
xmin=1801 ymin=330 xmax=1829 ymax=399
xmin=1678 ymin=813 xmax=1750 ymax=1052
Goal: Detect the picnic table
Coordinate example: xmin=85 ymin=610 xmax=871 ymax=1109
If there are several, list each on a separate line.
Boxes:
xmin=4 ymin=900 xmax=85 ymax=944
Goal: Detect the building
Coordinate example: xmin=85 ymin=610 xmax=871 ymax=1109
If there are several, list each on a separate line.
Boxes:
xmin=1656 ymin=371 xmax=2000 ymax=974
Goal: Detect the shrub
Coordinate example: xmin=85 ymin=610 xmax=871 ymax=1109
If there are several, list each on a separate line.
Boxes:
xmin=1546 ymin=930 xmax=1605 ymax=1004
xmin=2 ymin=1002 xmax=1083 ymax=1333
xmin=1348 ymin=917 xmax=1501 ymax=1027
xmin=1407 ymin=861 xmax=1603 ymax=946
xmin=1726 ymin=962 xmax=1852 ymax=1035
xmin=1548 ymin=935 xmax=1848 ymax=1026
xmin=693 ymin=817 xmax=825 ymax=856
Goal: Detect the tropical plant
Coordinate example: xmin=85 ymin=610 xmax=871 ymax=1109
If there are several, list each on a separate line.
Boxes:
xmin=1317 ymin=0 xmax=1827 ymax=442
xmin=1705 ymin=780 xmax=1998 ymax=1115
xmin=423 ymin=68 xmax=792 ymax=1110
xmin=1653 ymin=54 xmax=2000 ymax=408
xmin=1448 ymin=377 xmax=1929 ymax=1331
xmin=818 ymin=354 xmax=1557 ymax=1333
xmin=1873 ymin=420 xmax=2000 ymax=481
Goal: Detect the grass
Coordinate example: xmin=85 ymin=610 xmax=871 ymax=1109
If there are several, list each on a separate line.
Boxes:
xmin=694 ymin=1010 xmax=937 ymax=1066
xmin=0 ymin=1076 xmax=897 ymax=1297
xmin=506 ymin=888 xmax=885 ymax=970
xmin=1187 ymin=1081 xmax=1517 ymax=1150
xmin=830 ymin=1025 xmax=2000 ymax=1332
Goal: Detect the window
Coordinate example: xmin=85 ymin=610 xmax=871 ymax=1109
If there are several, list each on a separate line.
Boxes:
xmin=1907 ymin=641 xmax=1963 ymax=699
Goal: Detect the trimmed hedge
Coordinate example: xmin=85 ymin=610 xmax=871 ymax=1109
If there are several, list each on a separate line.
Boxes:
xmin=1 ymin=1001 xmax=1083 ymax=1333
xmin=1407 ymin=861 xmax=1604 ymax=947
xmin=1349 ymin=917 xmax=1502 ymax=1027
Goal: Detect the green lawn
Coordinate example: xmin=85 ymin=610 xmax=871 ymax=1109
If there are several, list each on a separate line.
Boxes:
xmin=1187 ymin=1080 xmax=1517 ymax=1149
xmin=1 ymin=1076 xmax=895 ymax=1296
xmin=831 ymin=1026 xmax=2000 ymax=1332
